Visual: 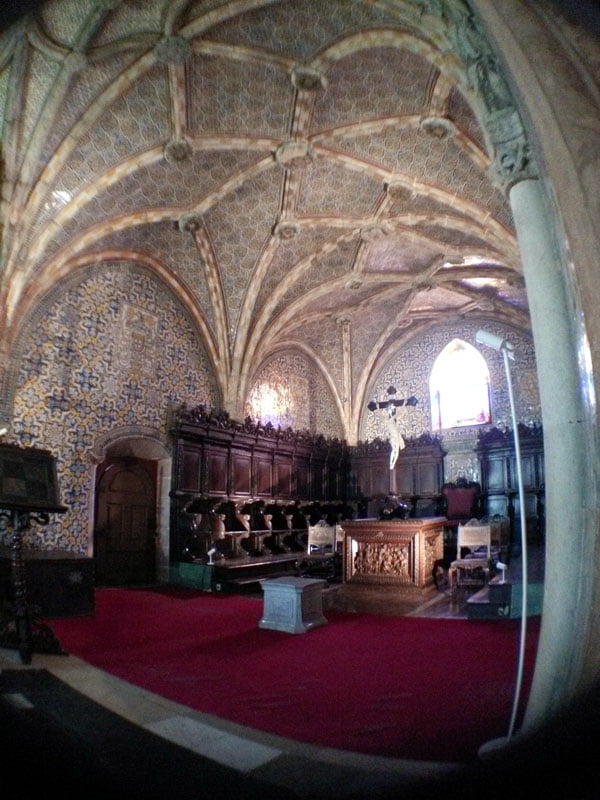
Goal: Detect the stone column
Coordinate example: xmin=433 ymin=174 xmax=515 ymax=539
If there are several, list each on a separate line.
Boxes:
xmin=508 ymin=176 xmax=595 ymax=731
xmin=441 ymin=0 xmax=599 ymax=733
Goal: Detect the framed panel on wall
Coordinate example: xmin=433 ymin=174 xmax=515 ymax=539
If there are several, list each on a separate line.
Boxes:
xmin=275 ymin=459 xmax=292 ymax=497
xmin=255 ymin=456 xmax=273 ymax=496
xmin=180 ymin=447 xmax=202 ymax=493
xmin=326 ymin=454 xmax=347 ymax=499
xmin=232 ymin=451 xmax=252 ymax=496
xmin=295 ymin=459 xmax=309 ymax=497
xmin=351 ymin=462 xmax=368 ymax=496
xmin=353 ymin=459 xmax=387 ymax=498
xmin=416 ymin=462 xmax=441 ymax=496
xmin=484 ymin=457 xmax=507 ymax=490
xmin=206 ymin=448 xmax=228 ymax=495
xmin=513 ymin=448 xmax=542 ymax=490
xmin=395 ymin=462 xmax=413 ymax=496
xmin=371 ymin=463 xmax=390 ymax=497
xmin=311 ymin=459 xmax=324 ymax=499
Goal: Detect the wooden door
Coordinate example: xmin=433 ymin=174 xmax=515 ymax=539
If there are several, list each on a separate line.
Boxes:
xmin=94 ymin=459 xmax=156 ymax=585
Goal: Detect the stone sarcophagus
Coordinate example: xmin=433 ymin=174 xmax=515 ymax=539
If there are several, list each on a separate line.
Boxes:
xmin=341 ymin=518 xmax=445 ymax=591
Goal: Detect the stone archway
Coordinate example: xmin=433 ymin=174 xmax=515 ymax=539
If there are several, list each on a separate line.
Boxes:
xmin=91 ymin=430 xmax=172 ymax=585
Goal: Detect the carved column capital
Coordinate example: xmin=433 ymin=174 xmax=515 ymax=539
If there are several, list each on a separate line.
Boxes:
xmin=360 ymin=223 xmax=391 ymax=243
xmin=420 ymin=115 xmax=456 ymax=139
xmin=434 ymin=0 xmax=539 ymax=192
xmin=274 ymin=220 xmax=300 ymax=239
xmin=335 ymin=314 xmax=351 ymax=327
xmin=487 ymin=110 xmax=537 ymax=191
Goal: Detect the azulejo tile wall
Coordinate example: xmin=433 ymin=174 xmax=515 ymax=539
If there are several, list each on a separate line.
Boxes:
xmin=4 ymin=262 xmax=217 ymax=552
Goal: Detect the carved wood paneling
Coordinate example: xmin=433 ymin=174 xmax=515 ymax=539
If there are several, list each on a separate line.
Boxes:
xmin=351 ymin=436 xmax=445 ymax=506
xmin=180 ymin=447 xmax=201 ymax=493
xmin=170 ymin=406 xmax=348 ymax=505
xmin=206 ymin=449 xmax=228 ymax=495
xmin=476 ymin=425 xmax=545 ymax=538
xmin=232 ymin=451 xmax=252 ymax=495
xmin=256 ymin=457 xmax=273 ymax=496
xmin=341 ymin=518 xmax=445 ymax=590
xmin=275 ymin=459 xmax=292 ymax=497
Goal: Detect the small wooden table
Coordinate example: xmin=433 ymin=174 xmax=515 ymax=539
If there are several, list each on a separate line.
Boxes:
xmin=259 ymin=576 xmax=327 ymax=634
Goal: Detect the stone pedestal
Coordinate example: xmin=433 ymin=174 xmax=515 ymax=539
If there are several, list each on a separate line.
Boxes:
xmin=259 ymin=576 xmax=327 ymax=634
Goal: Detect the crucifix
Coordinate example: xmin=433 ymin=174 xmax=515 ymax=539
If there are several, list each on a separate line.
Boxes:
xmin=367 ymin=388 xmax=418 ymax=470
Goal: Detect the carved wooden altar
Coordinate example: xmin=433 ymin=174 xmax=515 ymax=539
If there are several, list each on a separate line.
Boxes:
xmin=341 ymin=518 xmax=445 ymax=592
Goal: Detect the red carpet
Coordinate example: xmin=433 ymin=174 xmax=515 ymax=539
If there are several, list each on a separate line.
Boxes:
xmin=45 ymin=587 xmax=540 ymax=762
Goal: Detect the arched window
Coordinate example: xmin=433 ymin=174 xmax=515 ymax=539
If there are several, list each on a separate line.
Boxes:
xmin=430 ymin=339 xmax=491 ymax=431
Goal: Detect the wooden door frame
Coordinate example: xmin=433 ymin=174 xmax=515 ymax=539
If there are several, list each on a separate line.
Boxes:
xmin=90 ymin=430 xmax=172 ymax=583
xmin=94 ymin=457 xmax=157 ymax=585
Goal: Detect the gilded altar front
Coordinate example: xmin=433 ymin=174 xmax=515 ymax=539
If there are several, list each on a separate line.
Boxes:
xmin=341 ymin=518 xmax=445 ymax=591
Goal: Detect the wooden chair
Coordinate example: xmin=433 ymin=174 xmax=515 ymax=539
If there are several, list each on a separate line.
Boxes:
xmin=284 ymin=501 xmax=309 ymax=552
xmin=307 ymin=519 xmax=338 ymax=555
xmin=481 ymin=513 xmax=510 ymax=561
xmin=448 ymin=520 xmax=492 ymax=596
xmin=263 ymin=501 xmax=291 ymax=553
xmin=441 ymin=480 xmax=482 ymax=527
xmin=240 ymin=500 xmax=272 ymax=555
xmin=296 ymin=520 xmax=342 ymax=581
xmin=440 ymin=479 xmax=482 ymax=560
xmin=183 ymin=496 xmax=222 ymax=560
xmin=214 ymin=500 xmax=250 ymax=558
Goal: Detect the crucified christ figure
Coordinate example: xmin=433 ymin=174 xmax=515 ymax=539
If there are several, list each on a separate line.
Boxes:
xmin=386 ymin=406 xmax=406 ymax=470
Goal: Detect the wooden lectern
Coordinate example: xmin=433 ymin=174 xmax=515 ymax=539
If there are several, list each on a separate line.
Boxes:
xmin=0 ymin=443 xmax=68 ymax=663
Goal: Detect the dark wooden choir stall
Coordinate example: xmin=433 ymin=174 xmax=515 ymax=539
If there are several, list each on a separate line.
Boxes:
xmin=168 ymin=406 xmax=351 ymax=593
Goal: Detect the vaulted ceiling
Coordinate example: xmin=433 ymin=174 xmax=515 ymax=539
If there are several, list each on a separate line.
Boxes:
xmin=0 ymin=0 xmax=529 ymax=433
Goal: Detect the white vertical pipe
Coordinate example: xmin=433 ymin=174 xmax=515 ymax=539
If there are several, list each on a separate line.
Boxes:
xmin=502 ymin=347 xmax=528 ymax=738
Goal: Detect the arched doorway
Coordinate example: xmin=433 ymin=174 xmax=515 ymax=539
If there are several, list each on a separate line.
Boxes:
xmin=91 ymin=431 xmax=172 ymax=586
xmin=94 ymin=457 xmax=157 ymax=585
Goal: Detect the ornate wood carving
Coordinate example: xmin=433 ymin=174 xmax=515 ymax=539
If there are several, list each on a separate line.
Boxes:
xmin=341 ymin=518 xmax=444 ymax=590
xmin=169 ymin=405 xmax=350 ymax=562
